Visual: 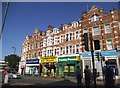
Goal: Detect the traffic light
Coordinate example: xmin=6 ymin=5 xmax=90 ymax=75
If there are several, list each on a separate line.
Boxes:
xmin=81 ymin=33 xmax=89 ymax=51
xmin=95 ymin=52 xmax=100 ymax=61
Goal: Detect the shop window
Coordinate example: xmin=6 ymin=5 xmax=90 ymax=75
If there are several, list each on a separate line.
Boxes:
xmin=94 ymin=40 xmax=100 ymax=50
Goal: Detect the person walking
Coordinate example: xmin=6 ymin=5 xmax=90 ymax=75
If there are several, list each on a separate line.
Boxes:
xmin=103 ymin=61 xmax=115 ymax=88
xmin=84 ymin=65 xmax=91 ymax=88
xmin=76 ymin=66 xmax=82 ymax=87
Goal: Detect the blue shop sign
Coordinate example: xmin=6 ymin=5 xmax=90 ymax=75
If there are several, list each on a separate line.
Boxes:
xmin=82 ymin=50 xmax=117 ymax=57
xmin=26 ymin=59 xmax=39 ymax=64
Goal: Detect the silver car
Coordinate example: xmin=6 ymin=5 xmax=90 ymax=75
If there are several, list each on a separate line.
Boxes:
xmin=8 ymin=71 xmax=22 ymax=79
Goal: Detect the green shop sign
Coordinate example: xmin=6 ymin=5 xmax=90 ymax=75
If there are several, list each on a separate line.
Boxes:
xmin=58 ymin=56 xmax=80 ymax=62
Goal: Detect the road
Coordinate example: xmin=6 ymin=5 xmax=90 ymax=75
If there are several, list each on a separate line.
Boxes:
xmin=1 ymin=76 xmax=120 ymax=88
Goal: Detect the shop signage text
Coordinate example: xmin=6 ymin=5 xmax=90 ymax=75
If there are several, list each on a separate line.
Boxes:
xmin=26 ymin=59 xmax=39 ymax=64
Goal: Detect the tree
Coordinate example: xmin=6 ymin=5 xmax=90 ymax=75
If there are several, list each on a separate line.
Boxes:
xmin=4 ymin=54 xmax=21 ymax=68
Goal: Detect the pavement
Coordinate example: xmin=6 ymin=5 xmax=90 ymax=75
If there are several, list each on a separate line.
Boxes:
xmin=1 ymin=76 xmax=120 ymax=88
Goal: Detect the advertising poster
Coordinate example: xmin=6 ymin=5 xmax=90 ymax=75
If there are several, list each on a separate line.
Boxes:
xmin=64 ymin=66 xmax=68 ymax=72
xmin=70 ymin=66 xmax=74 ymax=72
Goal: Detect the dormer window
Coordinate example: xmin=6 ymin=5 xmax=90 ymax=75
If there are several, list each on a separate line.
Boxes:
xmin=91 ymin=15 xmax=99 ymax=22
xmin=72 ymin=21 xmax=78 ymax=28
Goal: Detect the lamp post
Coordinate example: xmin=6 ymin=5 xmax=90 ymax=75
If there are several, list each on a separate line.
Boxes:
xmin=12 ymin=47 xmax=16 ymax=54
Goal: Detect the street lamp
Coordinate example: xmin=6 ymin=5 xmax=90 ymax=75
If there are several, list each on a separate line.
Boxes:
xmin=12 ymin=47 xmax=16 ymax=54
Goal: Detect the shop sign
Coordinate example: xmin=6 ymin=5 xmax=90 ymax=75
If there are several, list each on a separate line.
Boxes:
xmin=58 ymin=56 xmax=79 ymax=62
xmin=41 ymin=59 xmax=56 ymax=63
xmin=82 ymin=50 xmax=117 ymax=57
xmin=26 ymin=59 xmax=39 ymax=64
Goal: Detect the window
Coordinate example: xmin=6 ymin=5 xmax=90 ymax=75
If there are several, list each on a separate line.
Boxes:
xmin=32 ymin=52 xmax=36 ymax=58
xmin=76 ymin=31 xmax=79 ymax=39
xmin=54 ymin=36 xmax=58 ymax=45
xmin=38 ymin=51 xmax=40 ymax=56
xmin=36 ymin=35 xmax=38 ymax=40
xmin=55 ymin=49 xmax=57 ymax=55
xmin=106 ymin=40 xmax=113 ymax=50
xmin=70 ymin=45 xmax=72 ymax=54
xmin=66 ymin=34 xmax=68 ymax=41
xmin=76 ymin=44 xmax=79 ymax=54
xmin=105 ymin=24 xmax=111 ymax=33
xmin=66 ymin=46 xmax=68 ymax=54
xmin=94 ymin=40 xmax=100 ymax=50
xmin=93 ymin=27 xmax=100 ymax=36
xmin=60 ymin=47 xmax=63 ymax=54
xmin=60 ymin=35 xmax=63 ymax=42
xmin=91 ymin=15 xmax=99 ymax=22
xmin=38 ymin=42 xmax=41 ymax=48
xmin=70 ymin=33 xmax=72 ymax=40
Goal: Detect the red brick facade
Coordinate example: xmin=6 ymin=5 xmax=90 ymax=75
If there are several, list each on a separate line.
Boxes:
xmin=21 ymin=6 xmax=120 ymax=61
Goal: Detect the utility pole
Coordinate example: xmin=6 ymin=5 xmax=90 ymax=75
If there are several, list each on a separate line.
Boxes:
xmin=0 ymin=0 xmax=10 ymax=39
xmin=89 ymin=34 xmax=96 ymax=88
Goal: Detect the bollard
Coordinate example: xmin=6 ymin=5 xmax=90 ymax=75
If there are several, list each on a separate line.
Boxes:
xmin=4 ymin=74 xmax=8 ymax=84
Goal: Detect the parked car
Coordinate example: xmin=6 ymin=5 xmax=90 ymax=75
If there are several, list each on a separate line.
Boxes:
xmin=8 ymin=71 xmax=22 ymax=79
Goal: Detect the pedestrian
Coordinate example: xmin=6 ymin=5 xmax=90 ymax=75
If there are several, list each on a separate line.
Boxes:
xmin=84 ymin=65 xmax=91 ymax=88
xmin=103 ymin=61 xmax=115 ymax=88
xmin=76 ymin=66 xmax=82 ymax=87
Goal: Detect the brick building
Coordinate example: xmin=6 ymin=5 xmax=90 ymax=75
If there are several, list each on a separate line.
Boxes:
xmin=19 ymin=6 xmax=120 ymax=77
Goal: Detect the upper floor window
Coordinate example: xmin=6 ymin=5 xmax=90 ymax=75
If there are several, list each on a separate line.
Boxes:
xmin=32 ymin=52 xmax=36 ymax=58
xmin=93 ymin=26 xmax=100 ymax=36
xmin=91 ymin=15 xmax=99 ymax=22
xmin=54 ymin=49 xmax=57 ymax=55
xmin=60 ymin=35 xmax=63 ymax=43
xmin=36 ymin=35 xmax=38 ymax=40
xmin=76 ymin=44 xmax=79 ymax=54
xmin=54 ymin=36 xmax=58 ymax=45
xmin=94 ymin=40 xmax=100 ymax=50
xmin=70 ymin=33 xmax=72 ymax=40
xmin=76 ymin=31 xmax=79 ymax=39
xmin=66 ymin=34 xmax=69 ymax=41
xmin=38 ymin=51 xmax=40 ymax=56
xmin=66 ymin=46 xmax=68 ymax=54
xmin=105 ymin=24 xmax=111 ymax=34
xmin=106 ymin=40 xmax=113 ymax=50
xmin=60 ymin=47 xmax=63 ymax=55
xmin=69 ymin=45 xmax=72 ymax=54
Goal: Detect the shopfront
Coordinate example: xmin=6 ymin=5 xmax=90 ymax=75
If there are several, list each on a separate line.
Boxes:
xmin=57 ymin=55 xmax=80 ymax=77
xmin=41 ymin=56 xmax=57 ymax=77
xmin=82 ymin=50 xmax=119 ymax=78
xmin=25 ymin=59 xmax=40 ymax=76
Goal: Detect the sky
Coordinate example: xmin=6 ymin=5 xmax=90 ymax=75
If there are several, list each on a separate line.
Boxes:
xmin=1 ymin=2 xmax=119 ymax=60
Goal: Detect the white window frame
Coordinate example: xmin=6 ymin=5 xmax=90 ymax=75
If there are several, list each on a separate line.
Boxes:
xmin=91 ymin=15 xmax=99 ymax=22
xmin=105 ymin=24 xmax=111 ymax=34
xmin=76 ymin=44 xmax=79 ymax=54
xmin=93 ymin=26 xmax=100 ymax=36
xmin=75 ymin=31 xmax=79 ymax=39
xmin=106 ymin=40 xmax=113 ymax=50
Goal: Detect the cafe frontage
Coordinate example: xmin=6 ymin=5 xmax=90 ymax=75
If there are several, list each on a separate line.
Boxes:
xmin=40 ymin=56 xmax=57 ymax=77
xmin=57 ymin=54 xmax=80 ymax=77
